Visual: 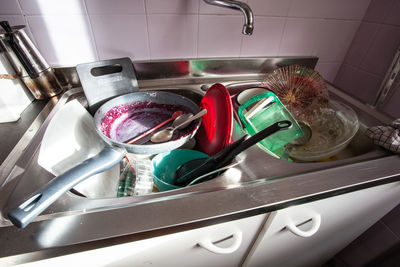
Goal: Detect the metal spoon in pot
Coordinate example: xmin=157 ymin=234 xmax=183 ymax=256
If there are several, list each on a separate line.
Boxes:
xmin=125 ymin=110 xmax=183 ymax=144
xmin=151 ymin=109 xmax=207 ymax=143
xmin=172 ymin=112 xmax=194 ymax=129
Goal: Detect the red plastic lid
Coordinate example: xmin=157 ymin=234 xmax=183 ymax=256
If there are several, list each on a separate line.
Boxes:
xmin=196 ymin=83 xmax=233 ymax=155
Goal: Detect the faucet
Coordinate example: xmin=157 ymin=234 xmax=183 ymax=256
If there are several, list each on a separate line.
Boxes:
xmin=203 ymin=0 xmax=254 ymax=35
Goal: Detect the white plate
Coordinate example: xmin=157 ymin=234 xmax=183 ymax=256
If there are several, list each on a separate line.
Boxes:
xmin=236 ymin=87 xmax=269 ymax=105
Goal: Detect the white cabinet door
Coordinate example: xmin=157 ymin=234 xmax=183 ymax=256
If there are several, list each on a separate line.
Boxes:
xmin=16 ymin=213 xmax=266 ymax=267
xmin=109 ymin=214 xmax=266 ymax=267
xmin=243 ymin=182 xmax=400 ymax=267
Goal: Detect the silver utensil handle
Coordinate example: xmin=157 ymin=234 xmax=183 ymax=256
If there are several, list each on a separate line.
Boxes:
xmin=8 ymin=147 xmax=125 ymax=228
xmin=175 ymin=109 xmax=207 ymax=130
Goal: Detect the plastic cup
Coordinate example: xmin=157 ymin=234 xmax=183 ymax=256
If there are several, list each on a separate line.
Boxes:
xmin=152 ymin=149 xmax=209 ymax=191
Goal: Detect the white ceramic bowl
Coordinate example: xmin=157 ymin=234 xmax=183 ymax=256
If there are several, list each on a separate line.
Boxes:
xmin=236 ymin=87 xmax=269 ymax=105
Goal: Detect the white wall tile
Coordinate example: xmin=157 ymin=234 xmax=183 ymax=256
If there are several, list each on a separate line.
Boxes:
xmin=146 ymin=0 xmax=199 ymax=14
xmin=19 ymin=0 xmax=86 ymax=15
xmin=384 ymin=0 xmax=400 ymax=26
xmin=320 ymin=0 xmax=371 ymax=20
xmin=147 ymin=14 xmax=197 ymax=59
xmin=90 ymin=14 xmax=149 ymax=61
xmin=278 ymin=18 xmax=318 ymax=57
xmin=248 ymin=0 xmax=292 ymax=16
xmin=344 ymin=22 xmax=380 ymax=66
xmin=0 ymin=0 xmax=21 ymax=14
xmin=27 ymin=15 xmax=97 ymax=66
xmin=363 ymin=0 xmax=393 ymax=23
xmin=0 ymin=14 xmax=25 ymax=26
xmin=289 ymin=0 xmax=371 ymax=20
xmin=0 ymin=15 xmax=36 ymax=44
xmin=241 ymin=16 xmax=285 ymax=57
xmin=360 ymin=24 xmax=400 ymax=76
xmin=312 ymin=20 xmax=360 ymax=62
xmin=198 ymin=15 xmax=242 ymax=58
xmin=288 ymin=0 xmax=329 ymax=18
xmin=85 ymin=0 xmax=145 ymax=14
xmin=315 ymin=62 xmax=341 ymax=82
xmin=8 ymin=0 xmax=372 ymax=84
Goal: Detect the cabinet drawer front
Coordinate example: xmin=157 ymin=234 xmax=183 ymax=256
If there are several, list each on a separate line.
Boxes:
xmin=245 ymin=182 xmax=400 ymax=267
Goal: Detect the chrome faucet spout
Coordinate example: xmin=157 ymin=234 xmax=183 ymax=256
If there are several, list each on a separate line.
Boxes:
xmin=203 ymin=0 xmax=254 ymax=35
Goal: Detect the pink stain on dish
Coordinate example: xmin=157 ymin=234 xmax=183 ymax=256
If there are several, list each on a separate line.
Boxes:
xmin=100 ymin=101 xmax=196 ymax=143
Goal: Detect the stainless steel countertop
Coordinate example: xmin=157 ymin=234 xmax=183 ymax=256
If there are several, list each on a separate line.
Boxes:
xmin=1 ymin=57 xmax=399 ymax=262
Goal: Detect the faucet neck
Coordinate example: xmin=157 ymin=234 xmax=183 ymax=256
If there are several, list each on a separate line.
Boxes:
xmin=203 ymin=0 xmax=254 ymax=35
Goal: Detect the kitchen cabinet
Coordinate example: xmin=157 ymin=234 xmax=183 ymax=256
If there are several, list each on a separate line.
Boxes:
xmin=5 ymin=182 xmax=400 ymax=266
xmin=243 ymin=182 xmax=400 ymax=267
xmin=14 ymin=213 xmax=267 ymax=267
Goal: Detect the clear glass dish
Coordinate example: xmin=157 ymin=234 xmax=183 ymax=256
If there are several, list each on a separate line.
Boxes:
xmin=289 ymin=100 xmax=359 ymax=162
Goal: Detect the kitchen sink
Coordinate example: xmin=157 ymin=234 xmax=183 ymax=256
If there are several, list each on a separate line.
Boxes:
xmin=0 ymin=81 xmax=389 ymax=205
xmin=0 ymin=57 xmax=398 ymax=257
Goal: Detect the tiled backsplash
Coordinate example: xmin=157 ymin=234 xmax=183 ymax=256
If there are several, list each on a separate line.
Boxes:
xmin=334 ymin=0 xmax=400 ymax=117
xmin=0 ymin=0 xmax=372 ymax=84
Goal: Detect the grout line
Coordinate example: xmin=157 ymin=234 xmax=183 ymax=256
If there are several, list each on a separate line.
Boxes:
xmin=277 ymin=17 xmax=288 ymax=56
xmin=15 ymin=0 xmax=39 ymax=48
xmin=196 ymin=0 xmax=200 ymax=59
xmin=15 ymin=0 xmax=23 ymax=14
xmin=380 ymin=219 xmax=400 ymax=241
xmin=363 ymin=19 xmax=400 ymax=28
xmin=81 ymin=0 xmax=100 ymax=60
xmin=0 ymin=13 xmax=23 ymax=16
xmin=144 ymin=0 xmax=152 ymax=61
xmin=341 ymin=62 xmax=384 ymax=78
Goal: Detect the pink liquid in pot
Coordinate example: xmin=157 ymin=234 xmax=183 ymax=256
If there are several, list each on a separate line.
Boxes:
xmin=100 ymin=102 xmax=196 ymax=143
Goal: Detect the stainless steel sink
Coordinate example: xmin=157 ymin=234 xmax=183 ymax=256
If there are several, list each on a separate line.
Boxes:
xmin=0 ymin=57 xmax=399 ymax=257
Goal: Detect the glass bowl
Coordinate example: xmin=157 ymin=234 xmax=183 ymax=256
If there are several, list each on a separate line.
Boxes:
xmin=289 ymin=100 xmax=359 ymax=161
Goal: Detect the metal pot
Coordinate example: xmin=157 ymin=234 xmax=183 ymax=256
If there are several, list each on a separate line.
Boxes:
xmin=8 ymin=91 xmax=201 ymax=228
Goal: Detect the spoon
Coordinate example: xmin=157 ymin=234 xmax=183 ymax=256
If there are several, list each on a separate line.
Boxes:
xmin=151 ymin=109 xmax=207 ymax=143
xmin=289 ymin=121 xmax=312 ymax=146
xmin=281 ymin=121 xmax=312 ymax=161
xmin=172 ymin=112 xmax=194 ymax=129
xmin=125 ymin=110 xmax=183 ymax=144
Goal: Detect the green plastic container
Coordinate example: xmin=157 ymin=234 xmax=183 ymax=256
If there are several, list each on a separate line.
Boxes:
xmin=238 ymin=91 xmax=303 ymax=156
xmin=152 ymin=149 xmax=209 ymax=191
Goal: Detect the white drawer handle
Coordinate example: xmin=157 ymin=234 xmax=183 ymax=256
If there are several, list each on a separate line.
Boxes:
xmin=286 ymin=214 xmax=321 ymax=237
xmin=198 ymin=231 xmax=243 ymax=254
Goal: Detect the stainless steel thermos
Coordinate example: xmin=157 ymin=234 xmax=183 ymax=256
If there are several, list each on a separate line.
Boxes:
xmin=0 ymin=21 xmax=63 ymax=99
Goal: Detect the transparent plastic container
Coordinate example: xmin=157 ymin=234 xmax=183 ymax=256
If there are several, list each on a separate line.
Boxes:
xmin=130 ymin=154 xmax=154 ymax=196
xmin=118 ymin=154 xmax=154 ymax=196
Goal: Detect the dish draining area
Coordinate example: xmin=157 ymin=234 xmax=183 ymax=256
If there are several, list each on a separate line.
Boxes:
xmin=0 ymin=57 xmax=399 ymax=257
